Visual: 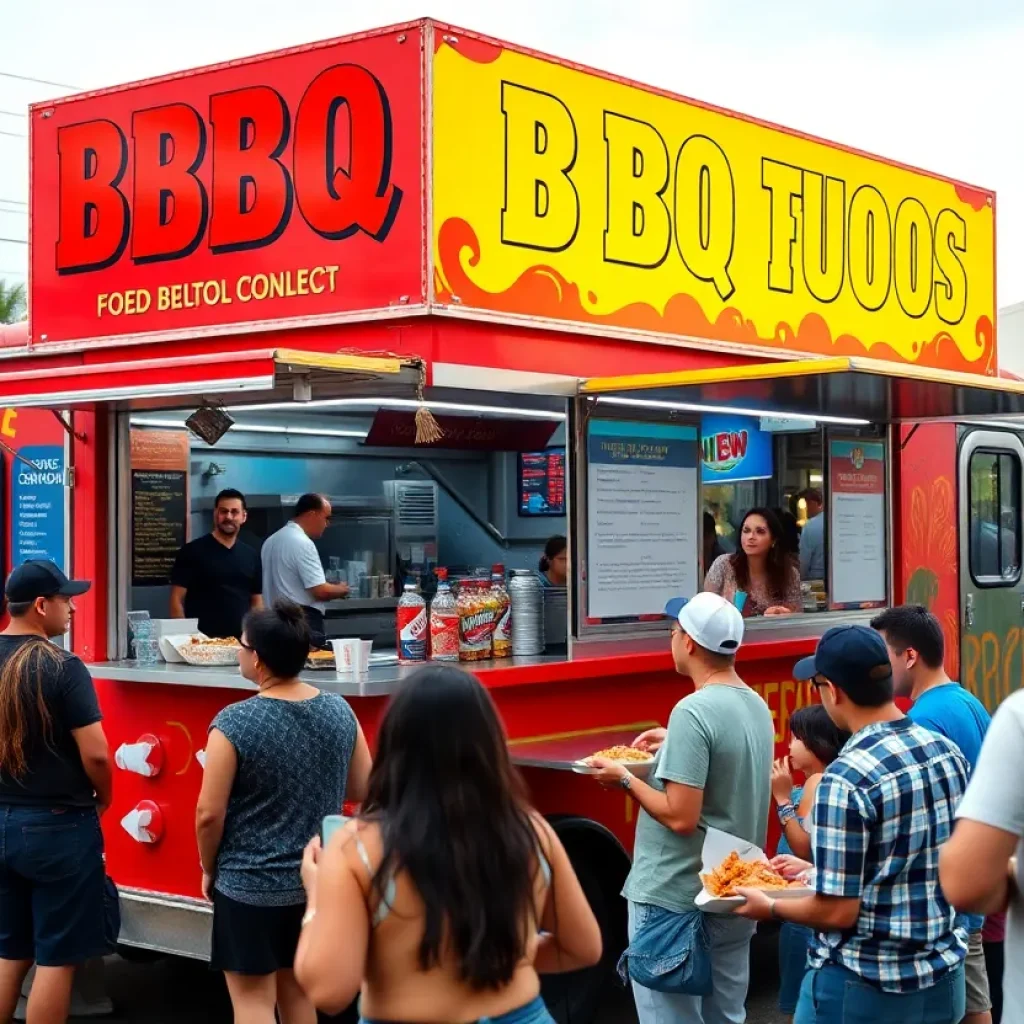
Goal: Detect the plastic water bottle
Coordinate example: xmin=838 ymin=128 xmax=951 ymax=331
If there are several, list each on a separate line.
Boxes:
xmin=396 ymin=584 xmax=427 ymax=663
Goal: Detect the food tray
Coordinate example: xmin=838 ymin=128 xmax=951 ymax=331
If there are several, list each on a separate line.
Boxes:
xmin=695 ymin=827 xmax=813 ymax=914
xmin=571 ymin=754 xmax=654 ymax=779
xmin=160 ymin=633 xmax=205 ymax=663
xmin=176 ymin=642 xmax=241 ymax=666
xmin=304 ymin=654 xmax=337 ymax=671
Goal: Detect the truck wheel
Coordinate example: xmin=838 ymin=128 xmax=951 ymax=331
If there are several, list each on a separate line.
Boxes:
xmin=541 ymin=817 xmax=630 ymax=1024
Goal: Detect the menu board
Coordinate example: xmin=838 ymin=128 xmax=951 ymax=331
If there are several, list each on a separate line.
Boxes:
xmin=519 ymin=449 xmax=566 ymax=516
xmin=586 ymin=420 xmax=698 ymax=620
xmin=829 ymin=439 xmax=887 ymax=610
xmin=130 ymin=430 xmax=190 ymax=586
xmin=12 ymin=445 xmax=65 ymax=570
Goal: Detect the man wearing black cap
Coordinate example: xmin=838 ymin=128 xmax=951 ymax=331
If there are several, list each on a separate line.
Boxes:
xmin=734 ymin=624 xmax=969 ymax=1023
xmin=0 ymin=562 xmax=112 ymax=1024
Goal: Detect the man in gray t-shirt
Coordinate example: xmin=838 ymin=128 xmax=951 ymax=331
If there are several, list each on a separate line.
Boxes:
xmin=260 ymin=493 xmax=349 ymax=644
xmin=588 ymin=592 xmax=774 ymax=1024
xmin=941 ymin=689 xmax=1024 ymax=1024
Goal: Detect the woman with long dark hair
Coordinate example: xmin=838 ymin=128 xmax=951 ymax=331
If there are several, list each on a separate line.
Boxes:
xmin=295 ymin=665 xmax=601 ymax=1023
xmin=197 ymin=600 xmax=371 ymax=1024
xmin=704 ymin=507 xmax=801 ymax=617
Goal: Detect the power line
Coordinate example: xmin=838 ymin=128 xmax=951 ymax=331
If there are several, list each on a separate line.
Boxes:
xmin=0 ymin=129 xmax=26 ymax=139
xmin=0 ymin=70 xmax=82 ymax=90
xmin=0 ymin=198 xmax=27 ymax=207
xmin=0 ymin=110 xmax=26 ymax=119
xmin=0 ymin=237 xmax=27 ymax=245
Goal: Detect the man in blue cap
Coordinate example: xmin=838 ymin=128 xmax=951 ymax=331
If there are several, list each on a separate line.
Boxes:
xmin=735 ymin=624 xmax=969 ymax=1023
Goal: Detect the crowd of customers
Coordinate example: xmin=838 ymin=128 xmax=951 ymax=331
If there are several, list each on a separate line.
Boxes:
xmin=2 ymin=555 xmax=1024 ymax=1024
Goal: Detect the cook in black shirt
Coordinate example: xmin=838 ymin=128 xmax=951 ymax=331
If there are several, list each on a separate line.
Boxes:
xmin=170 ymin=488 xmax=263 ymax=639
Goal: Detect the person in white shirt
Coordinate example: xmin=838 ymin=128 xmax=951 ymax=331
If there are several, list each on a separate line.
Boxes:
xmin=799 ymin=488 xmax=825 ymax=582
xmin=941 ymin=690 xmax=1024 ymax=1024
xmin=260 ymin=494 xmax=349 ymax=646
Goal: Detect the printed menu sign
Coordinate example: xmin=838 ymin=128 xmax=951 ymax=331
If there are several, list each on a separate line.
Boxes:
xmin=130 ymin=430 xmax=189 ymax=586
xmin=12 ymin=445 xmax=66 ymax=570
xmin=829 ymin=439 xmax=887 ymax=610
xmin=586 ymin=420 xmax=698 ymax=619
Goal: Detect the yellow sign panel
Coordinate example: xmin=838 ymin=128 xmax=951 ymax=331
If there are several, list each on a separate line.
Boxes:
xmin=432 ymin=36 xmax=996 ymax=374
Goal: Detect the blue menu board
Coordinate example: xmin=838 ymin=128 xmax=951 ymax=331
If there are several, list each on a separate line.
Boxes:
xmin=12 ymin=444 xmax=65 ymax=570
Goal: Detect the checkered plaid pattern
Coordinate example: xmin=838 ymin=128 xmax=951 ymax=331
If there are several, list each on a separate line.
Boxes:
xmin=809 ymin=718 xmax=969 ymax=993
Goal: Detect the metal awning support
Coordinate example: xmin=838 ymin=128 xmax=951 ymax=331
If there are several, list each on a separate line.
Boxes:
xmin=580 ymin=356 xmax=1024 ymax=425
xmin=0 ymin=348 xmax=426 ymax=411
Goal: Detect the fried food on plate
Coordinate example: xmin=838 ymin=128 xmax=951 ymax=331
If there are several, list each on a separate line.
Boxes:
xmin=589 ymin=745 xmax=653 ymax=763
xmin=701 ymin=850 xmax=803 ymax=897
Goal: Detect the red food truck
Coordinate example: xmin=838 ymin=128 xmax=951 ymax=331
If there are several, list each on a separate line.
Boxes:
xmin=5 ymin=18 xmax=1024 ymax=1020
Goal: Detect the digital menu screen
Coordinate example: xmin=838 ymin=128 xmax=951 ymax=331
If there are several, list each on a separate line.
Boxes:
xmin=519 ymin=449 xmax=566 ymax=517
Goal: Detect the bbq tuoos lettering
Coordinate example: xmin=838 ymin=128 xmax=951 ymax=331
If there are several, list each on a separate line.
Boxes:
xmin=56 ymin=64 xmax=402 ymax=274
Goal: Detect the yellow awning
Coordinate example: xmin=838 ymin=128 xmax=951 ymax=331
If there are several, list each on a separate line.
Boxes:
xmin=581 ymin=356 xmax=1024 ymax=424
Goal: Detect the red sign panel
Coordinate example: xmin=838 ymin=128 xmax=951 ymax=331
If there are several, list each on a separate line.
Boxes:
xmin=30 ymin=25 xmax=424 ymax=346
xmin=365 ymin=411 xmax=561 ymax=451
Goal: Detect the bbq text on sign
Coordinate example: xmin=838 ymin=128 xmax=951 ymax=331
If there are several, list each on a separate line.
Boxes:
xmin=31 ymin=25 xmax=423 ymax=345
xmin=432 ymin=35 xmax=996 ymax=374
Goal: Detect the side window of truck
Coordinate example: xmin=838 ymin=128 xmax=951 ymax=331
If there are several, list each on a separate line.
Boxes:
xmin=969 ymin=450 xmax=1022 ymax=584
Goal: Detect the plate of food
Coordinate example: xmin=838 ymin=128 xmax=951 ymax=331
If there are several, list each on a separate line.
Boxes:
xmin=176 ymin=636 xmax=242 ymax=666
xmin=304 ymin=649 xmax=337 ymax=671
xmin=159 ymin=633 xmax=206 ymax=663
xmin=571 ymin=745 xmax=656 ymax=778
xmin=696 ymin=827 xmax=812 ymax=913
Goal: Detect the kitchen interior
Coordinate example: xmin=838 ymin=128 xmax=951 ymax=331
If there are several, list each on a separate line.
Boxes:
xmin=126 ymin=389 xmax=570 ymax=661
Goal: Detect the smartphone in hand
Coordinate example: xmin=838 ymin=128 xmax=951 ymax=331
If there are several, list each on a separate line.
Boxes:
xmin=321 ymin=814 xmax=349 ymax=847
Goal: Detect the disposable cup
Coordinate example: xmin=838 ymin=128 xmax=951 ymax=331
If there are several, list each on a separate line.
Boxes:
xmin=331 ymin=639 xmax=359 ymax=672
xmin=356 ymin=640 xmax=373 ymax=673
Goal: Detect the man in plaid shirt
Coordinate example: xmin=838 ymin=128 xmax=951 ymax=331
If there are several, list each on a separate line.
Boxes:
xmin=736 ymin=625 xmax=968 ymax=1022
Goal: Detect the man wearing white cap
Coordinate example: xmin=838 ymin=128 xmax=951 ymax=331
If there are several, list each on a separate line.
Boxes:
xmin=588 ymin=592 xmax=775 ymax=1024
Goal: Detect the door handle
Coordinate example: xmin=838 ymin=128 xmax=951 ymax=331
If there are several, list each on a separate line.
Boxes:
xmin=966 ymin=593 xmax=975 ymax=629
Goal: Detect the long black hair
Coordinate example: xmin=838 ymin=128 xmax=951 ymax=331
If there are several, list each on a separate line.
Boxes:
xmin=730 ymin=507 xmax=791 ymax=600
xmin=790 ymin=704 xmax=850 ymax=766
xmin=361 ymin=665 xmax=541 ymax=989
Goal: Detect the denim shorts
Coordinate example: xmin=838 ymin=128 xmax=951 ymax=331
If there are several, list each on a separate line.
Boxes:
xmin=795 ymin=962 xmax=966 ymax=1024
xmin=778 ymin=921 xmax=814 ymax=1014
xmin=359 ymin=994 xmax=555 ymax=1024
xmin=0 ymin=804 xmax=108 ymax=967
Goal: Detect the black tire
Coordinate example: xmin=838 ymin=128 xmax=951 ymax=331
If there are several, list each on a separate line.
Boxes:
xmin=541 ymin=821 xmax=629 ymax=1024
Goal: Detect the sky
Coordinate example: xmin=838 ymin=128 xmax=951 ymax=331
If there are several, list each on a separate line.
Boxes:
xmin=3 ymin=0 xmax=1024 ymax=314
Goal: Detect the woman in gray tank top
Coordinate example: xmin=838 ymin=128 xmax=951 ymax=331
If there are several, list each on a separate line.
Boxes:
xmin=196 ymin=600 xmax=372 ymax=1024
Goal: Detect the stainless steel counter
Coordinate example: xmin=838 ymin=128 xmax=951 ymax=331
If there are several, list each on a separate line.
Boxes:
xmin=87 ymin=654 xmax=570 ymax=698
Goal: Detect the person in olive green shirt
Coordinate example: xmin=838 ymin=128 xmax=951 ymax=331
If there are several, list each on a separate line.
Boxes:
xmin=589 ymin=592 xmax=774 ymax=1024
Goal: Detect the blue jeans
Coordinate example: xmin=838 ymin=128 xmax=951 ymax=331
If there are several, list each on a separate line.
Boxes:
xmin=0 ymin=805 xmax=107 ymax=967
xmin=359 ymin=994 xmax=555 ymax=1024
xmin=778 ymin=922 xmax=814 ymax=1014
xmin=628 ymin=901 xmax=756 ymax=1024
xmin=795 ymin=963 xmax=966 ymax=1024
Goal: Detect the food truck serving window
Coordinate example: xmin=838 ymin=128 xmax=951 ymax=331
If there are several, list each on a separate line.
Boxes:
xmin=111 ymin=389 xmax=572 ymax=664
xmin=574 ymin=399 xmax=891 ymax=637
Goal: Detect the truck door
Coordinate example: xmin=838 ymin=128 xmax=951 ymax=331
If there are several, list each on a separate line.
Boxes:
xmin=959 ymin=429 xmax=1024 ymax=711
